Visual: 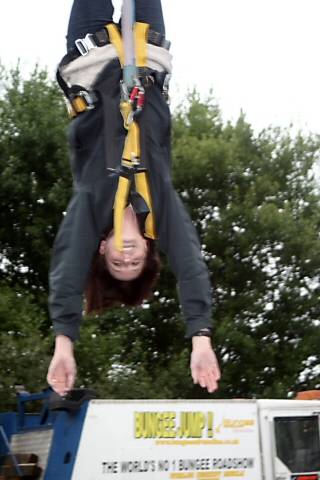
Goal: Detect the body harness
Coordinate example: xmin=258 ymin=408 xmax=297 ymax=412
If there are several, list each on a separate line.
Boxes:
xmin=107 ymin=21 xmax=156 ymax=251
xmin=56 ymin=12 xmax=171 ymax=252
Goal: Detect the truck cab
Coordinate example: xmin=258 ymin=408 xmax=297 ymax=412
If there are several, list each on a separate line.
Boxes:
xmin=259 ymin=399 xmax=320 ymax=480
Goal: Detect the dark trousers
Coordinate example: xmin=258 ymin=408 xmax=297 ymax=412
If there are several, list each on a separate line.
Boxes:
xmin=66 ymin=0 xmax=165 ymax=51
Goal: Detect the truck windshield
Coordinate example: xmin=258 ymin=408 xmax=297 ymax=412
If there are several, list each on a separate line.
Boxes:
xmin=274 ymin=416 xmax=320 ymax=473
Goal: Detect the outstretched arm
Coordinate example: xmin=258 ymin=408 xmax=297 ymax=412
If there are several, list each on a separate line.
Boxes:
xmin=138 ymin=81 xmax=221 ymax=393
xmin=156 ymin=187 xmax=221 ymax=393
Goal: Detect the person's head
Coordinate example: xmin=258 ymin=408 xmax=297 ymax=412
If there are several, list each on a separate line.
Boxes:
xmin=101 ymin=205 xmax=151 ymax=281
xmin=85 ymin=236 xmax=161 ymax=314
xmin=99 ymin=231 xmax=148 ymax=281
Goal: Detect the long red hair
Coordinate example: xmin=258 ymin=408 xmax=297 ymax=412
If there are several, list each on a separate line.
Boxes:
xmin=85 ymin=239 xmax=160 ymax=314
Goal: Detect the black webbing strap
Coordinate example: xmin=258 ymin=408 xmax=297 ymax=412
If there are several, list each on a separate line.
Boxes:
xmin=61 ymin=23 xmax=170 ymax=68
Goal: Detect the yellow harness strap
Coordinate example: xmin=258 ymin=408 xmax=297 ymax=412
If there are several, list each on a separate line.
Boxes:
xmin=121 ymin=120 xmax=140 ymax=161
xmin=134 ymin=171 xmax=155 ymax=240
xmin=108 ymin=22 xmax=156 ymax=251
xmin=106 ymin=24 xmax=125 ymax=67
xmin=107 ymin=22 xmax=149 ymax=70
xmin=135 ymin=22 xmax=150 ymax=68
xmin=113 ymin=175 xmax=131 ymax=251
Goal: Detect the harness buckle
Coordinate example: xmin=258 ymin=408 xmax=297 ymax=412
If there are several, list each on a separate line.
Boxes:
xmin=120 ymin=81 xmax=130 ymax=102
xmin=71 ymin=90 xmax=97 ymax=115
xmin=78 ymin=90 xmax=96 ymax=110
xmin=75 ymin=34 xmax=97 ymax=56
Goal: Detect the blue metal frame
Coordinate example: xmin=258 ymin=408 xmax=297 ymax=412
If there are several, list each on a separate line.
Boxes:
xmin=0 ymin=390 xmax=90 ymax=480
xmin=0 ymin=426 xmax=23 ymax=476
xmin=17 ymin=388 xmax=53 ymax=431
xmin=0 ymin=412 xmax=17 ymax=458
xmin=44 ymin=402 xmax=89 ymax=480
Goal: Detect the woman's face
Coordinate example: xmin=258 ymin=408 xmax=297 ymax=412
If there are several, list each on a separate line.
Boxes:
xmin=100 ymin=207 xmax=148 ymax=281
xmin=101 ymin=235 xmax=148 ymax=280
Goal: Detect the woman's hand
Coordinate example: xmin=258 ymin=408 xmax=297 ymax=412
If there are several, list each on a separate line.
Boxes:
xmin=190 ymin=337 xmax=220 ymax=393
xmin=47 ymin=335 xmax=77 ymax=396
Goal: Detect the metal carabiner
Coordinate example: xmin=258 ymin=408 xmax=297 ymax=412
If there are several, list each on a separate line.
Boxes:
xmin=120 ymin=80 xmax=130 ymax=102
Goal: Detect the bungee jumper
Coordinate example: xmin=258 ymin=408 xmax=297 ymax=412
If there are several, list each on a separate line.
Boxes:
xmin=47 ymin=0 xmax=220 ymax=395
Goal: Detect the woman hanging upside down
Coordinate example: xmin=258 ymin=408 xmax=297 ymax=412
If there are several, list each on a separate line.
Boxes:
xmin=47 ymin=0 xmax=220 ymax=395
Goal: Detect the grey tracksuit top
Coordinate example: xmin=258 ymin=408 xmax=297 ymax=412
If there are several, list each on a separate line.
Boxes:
xmin=49 ymin=60 xmax=213 ymax=341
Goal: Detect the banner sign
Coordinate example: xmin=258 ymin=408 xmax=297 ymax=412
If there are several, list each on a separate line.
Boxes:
xmin=72 ymin=400 xmax=262 ymax=479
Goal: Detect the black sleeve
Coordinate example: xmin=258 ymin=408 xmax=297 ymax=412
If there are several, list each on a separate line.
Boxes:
xmin=48 ymin=94 xmax=119 ymax=341
xmin=156 ymin=182 xmax=213 ymax=338
xmin=140 ymin=85 xmax=213 ymax=338
xmin=49 ymin=188 xmax=100 ymax=341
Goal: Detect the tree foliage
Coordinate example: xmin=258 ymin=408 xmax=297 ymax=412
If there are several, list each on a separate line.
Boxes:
xmin=0 ymin=65 xmax=70 ymax=295
xmin=0 ymin=283 xmax=51 ymax=410
xmin=0 ymin=67 xmax=319 ymax=410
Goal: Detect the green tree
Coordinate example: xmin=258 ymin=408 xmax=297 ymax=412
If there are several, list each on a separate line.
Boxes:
xmin=0 ymin=65 xmax=70 ymax=295
xmin=172 ymin=93 xmax=320 ymax=398
xmin=0 ymin=68 xmax=319 ymax=410
xmin=0 ymin=283 xmax=51 ymax=410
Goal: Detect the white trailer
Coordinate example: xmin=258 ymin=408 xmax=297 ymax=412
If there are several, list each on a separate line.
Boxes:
xmin=1 ymin=393 xmax=320 ymax=480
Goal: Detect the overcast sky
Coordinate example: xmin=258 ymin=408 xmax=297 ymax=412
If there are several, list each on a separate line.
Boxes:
xmin=1 ymin=0 xmax=320 ymax=133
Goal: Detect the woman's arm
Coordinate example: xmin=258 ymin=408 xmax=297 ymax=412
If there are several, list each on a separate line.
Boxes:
xmin=49 ymin=188 xmax=101 ymax=342
xmin=156 ymin=186 xmax=220 ymax=392
xmin=48 ymin=178 xmax=115 ymax=394
xmin=138 ymin=82 xmax=220 ymax=392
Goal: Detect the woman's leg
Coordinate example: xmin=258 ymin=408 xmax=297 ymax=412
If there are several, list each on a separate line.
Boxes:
xmin=66 ymin=0 xmax=114 ymax=51
xmin=135 ymin=0 xmax=165 ymax=36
